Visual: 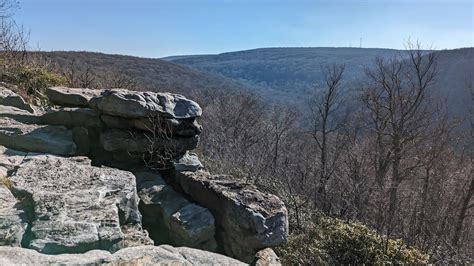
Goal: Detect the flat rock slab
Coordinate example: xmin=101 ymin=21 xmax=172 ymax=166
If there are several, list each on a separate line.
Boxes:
xmin=0 ymin=105 xmax=41 ymax=124
xmin=0 ymin=117 xmax=76 ymax=155
xmin=0 ymin=87 xmax=34 ymax=113
xmin=0 ymin=245 xmax=245 ymax=265
xmin=8 ymin=154 xmax=148 ymax=254
xmin=0 ymin=184 xmax=27 ymax=247
xmin=90 ymin=89 xmax=202 ymax=119
xmin=41 ymin=107 xmax=102 ymax=128
xmin=176 ymin=170 xmax=288 ymax=263
xmin=46 ymin=87 xmax=101 ymax=107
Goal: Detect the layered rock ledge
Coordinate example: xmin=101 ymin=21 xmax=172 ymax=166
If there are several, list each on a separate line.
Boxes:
xmin=0 ymin=86 xmax=287 ymax=264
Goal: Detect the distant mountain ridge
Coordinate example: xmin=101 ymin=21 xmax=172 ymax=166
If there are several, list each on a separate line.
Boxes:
xmin=41 ymin=47 xmax=473 ymax=120
xmin=165 ymin=47 xmax=473 ymax=118
xmin=39 ymin=51 xmax=251 ymax=94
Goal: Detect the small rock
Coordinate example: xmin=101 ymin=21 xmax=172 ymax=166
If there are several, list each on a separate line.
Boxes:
xmin=173 ymin=152 xmax=203 ymax=172
xmin=254 ymin=248 xmax=282 ymax=266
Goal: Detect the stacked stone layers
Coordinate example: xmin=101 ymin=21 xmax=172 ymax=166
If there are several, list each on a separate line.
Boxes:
xmin=0 ymin=86 xmax=287 ymax=264
xmin=43 ymin=87 xmax=203 ymax=167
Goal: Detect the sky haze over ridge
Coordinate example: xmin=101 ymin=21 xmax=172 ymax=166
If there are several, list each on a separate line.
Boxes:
xmin=16 ymin=0 xmax=474 ymax=57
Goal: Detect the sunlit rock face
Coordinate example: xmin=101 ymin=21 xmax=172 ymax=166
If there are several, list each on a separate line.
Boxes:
xmin=0 ymin=86 xmax=286 ymax=264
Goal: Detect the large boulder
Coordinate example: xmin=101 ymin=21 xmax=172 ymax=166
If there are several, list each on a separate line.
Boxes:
xmin=7 ymin=154 xmax=150 ymax=254
xmin=90 ymin=89 xmax=202 ymax=119
xmin=0 ymin=245 xmax=245 ymax=265
xmin=0 ymin=87 xmax=34 ymax=113
xmin=176 ymin=170 xmax=288 ymax=263
xmin=136 ymin=171 xmax=217 ymax=252
xmin=46 ymin=87 xmax=101 ymax=107
xmin=0 ymin=117 xmax=76 ymax=155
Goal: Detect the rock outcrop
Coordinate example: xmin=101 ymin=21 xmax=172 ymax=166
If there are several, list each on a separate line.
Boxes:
xmin=0 ymin=86 xmax=287 ymax=264
xmin=136 ymin=171 xmax=217 ymax=252
xmin=2 ymin=149 xmax=150 ymax=254
xmin=176 ymin=170 xmax=288 ymax=262
xmin=0 ymin=117 xmax=76 ymax=156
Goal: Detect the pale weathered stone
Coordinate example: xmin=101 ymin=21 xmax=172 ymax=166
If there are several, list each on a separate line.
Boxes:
xmin=41 ymin=107 xmax=102 ymax=128
xmin=90 ymin=89 xmax=202 ymax=119
xmin=8 ymin=155 xmax=147 ymax=254
xmin=46 ymin=87 xmax=101 ymax=107
xmin=0 ymin=87 xmax=34 ymax=113
xmin=0 ymin=105 xmax=41 ymax=124
xmin=174 ymin=152 xmax=203 ymax=172
xmin=0 ymin=184 xmax=27 ymax=247
xmin=0 ymin=245 xmax=245 ymax=265
xmin=254 ymin=248 xmax=282 ymax=266
xmin=176 ymin=170 xmax=288 ymax=263
xmin=0 ymin=145 xmax=28 ymax=171
xmin=0 ymin=117 xmax=76 ymax=155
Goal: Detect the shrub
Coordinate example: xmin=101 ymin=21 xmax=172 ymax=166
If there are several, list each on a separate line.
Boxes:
xmin=275 ymin=214 xmax=429 ymax=265
xmin=0 ymin=63 xmax=64 ymax=104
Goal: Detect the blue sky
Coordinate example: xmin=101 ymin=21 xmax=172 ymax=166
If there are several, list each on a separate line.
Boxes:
xmin=15 ymin=0 xmax=474 ymax=58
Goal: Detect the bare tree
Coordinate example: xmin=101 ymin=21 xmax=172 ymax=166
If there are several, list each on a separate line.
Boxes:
xmin=363 ymin=42 xmax=438 ymax=240
xmin=309 ymin=63 xmax=347 ymax=213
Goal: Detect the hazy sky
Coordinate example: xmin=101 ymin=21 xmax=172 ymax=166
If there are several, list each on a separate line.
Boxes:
xmin=15 ymin=0 xmax=473 ymax=58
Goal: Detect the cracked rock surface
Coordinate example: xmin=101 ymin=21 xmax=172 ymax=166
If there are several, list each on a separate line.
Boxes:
xmin=4 ymin=151 xmax=151 ymax=254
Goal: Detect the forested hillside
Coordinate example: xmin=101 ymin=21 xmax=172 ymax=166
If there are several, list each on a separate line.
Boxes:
xmin=166 ymin=47 xmax=473 ymax=119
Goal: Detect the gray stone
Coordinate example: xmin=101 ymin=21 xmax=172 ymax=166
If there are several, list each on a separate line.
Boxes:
xmin=90 ymin=89 xmax=202 ymax=119
xmin=0 ymin=105 xmax=41 ymax=124
xmin=8 ymin=154 xmax=147 ymax=254
xmin=46 ymin=87 xmax=101 ymax=107
xmin=0 ymin=145 xmax=28 ymax=171
xmin=169 ymin=203 xmax=216 ymax=248
xmin=176 ymin=170 xmax=288 ymax=263
xmin=41 ymin=107 xmax=102 ymax=128
xmin=0 ymin=117 xmax=76 ymax=155
xmin=0 ymin=245 xmax=245 ymax=265
xmin=136 ymin=171 xmax=217 ymax=252
xmin=72 ymin=127 xmax=90 ymax=155
xmin=0 ymin=87 xmax=34 ymax=113
xmin=0 ymin=184 xmax=27 ymax=247
xmin=174 ymin=152 xmax=203 ymax=172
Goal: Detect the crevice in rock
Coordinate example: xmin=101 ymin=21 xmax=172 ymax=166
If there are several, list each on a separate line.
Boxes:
xmin=11 ymin=189 xmax=35 ymax=248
